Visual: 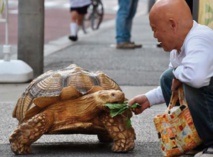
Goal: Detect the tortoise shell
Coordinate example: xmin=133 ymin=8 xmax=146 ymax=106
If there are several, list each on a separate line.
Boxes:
xmin=13 ymin=64 xmax=121 ymax=122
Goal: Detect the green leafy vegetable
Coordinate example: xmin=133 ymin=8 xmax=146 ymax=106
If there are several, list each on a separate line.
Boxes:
xmin=105 ymin=101 xmax=140 ymax=117
xmin=126 ymin=118 xmax=132 ymax=128
xmin=105 ymin=101 xmax=140 ymax=128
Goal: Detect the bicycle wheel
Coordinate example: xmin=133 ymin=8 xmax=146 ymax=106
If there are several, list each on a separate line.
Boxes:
xmin=82 ymin=5 xmax=93 ymax=34
xmin=91 ymin=0 xmax=104 ymax=30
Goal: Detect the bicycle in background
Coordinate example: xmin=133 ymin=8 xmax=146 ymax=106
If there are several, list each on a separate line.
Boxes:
xmin=82 ymin=0 xmax=104 ymax=34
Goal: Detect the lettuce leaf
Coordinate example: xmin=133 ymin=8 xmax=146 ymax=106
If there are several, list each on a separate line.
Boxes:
xmin=105 ymin=102 xmax=140 ymax=128
xmin=105 ymin=102 xmax=140 ymax=117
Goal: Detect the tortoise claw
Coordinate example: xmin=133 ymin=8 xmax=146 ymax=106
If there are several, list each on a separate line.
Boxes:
xmin=101 ymin=112 xmax=136 ymax=152
xmin=111 ymin=128 xmax=135 ymax=153
xmin=112 ymin=139 xmax=135 ymax=152
xmin=9 ymin=128 xmax=32 ymax=154
xmin=10 ymin=141 xmax=32 ymax=155
xmin=9 ymin=113 xmax=52 ymax=154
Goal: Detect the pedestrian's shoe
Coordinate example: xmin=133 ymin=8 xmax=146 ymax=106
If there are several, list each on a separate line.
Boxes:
xmin=68 ymin=35 xmax=78 ymax=42
xmin=194 ymin=146 xmax=213 ymax=157
xmin=129 ymin=42 xmax=143 ymax=48
xmin=116 ymin=42 xmax=142 ymax=49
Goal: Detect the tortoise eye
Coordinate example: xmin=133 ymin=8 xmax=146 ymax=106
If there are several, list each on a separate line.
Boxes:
xmin=111 ymin=93 xmax=115 ymax=97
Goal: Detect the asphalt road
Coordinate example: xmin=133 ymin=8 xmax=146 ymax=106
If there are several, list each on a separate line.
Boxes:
xmin=0 ymin=101 xmax=166 ymax=157
xmin=44 ymin=14 xmax=169 ymax=86
xmin=0 ymin=1 xmax=193 ymax=157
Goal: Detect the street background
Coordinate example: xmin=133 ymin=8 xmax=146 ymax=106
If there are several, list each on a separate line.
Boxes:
xmin=0 ymin=0 xmax=191 ymax=157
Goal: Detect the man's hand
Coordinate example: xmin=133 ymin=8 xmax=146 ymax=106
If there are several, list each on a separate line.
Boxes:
xmin=128 ymin=95 xmax=150 ymax=115
xmin=171 ymin=78 xmax=182 ymax=92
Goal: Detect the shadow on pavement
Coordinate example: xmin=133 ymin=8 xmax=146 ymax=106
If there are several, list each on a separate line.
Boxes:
xmin=1 ymin=142 xmax=164 ymax=157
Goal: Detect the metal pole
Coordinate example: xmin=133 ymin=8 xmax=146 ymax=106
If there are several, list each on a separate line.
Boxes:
xmin=18 ymin=0 xmax=44 ymax=77
xmin=4 ymin=0 xmax=8 ymax=44
xmin=2 ymin=0 xmax=11 ymax=61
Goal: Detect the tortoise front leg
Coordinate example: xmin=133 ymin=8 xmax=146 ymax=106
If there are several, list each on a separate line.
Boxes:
xmin=9 ymin=112 xmax=53 ymax=155
xmin=101 ymin=111 xmax=136 ymax=152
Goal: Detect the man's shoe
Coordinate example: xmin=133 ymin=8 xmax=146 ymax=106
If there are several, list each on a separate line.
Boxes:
xmin=68 ymin=35 xmax=78 ymax=42
xmin=116 ymin=42 xmax=142 ymax=49
xmin=194 ymin=146 xmax=213 ymax=157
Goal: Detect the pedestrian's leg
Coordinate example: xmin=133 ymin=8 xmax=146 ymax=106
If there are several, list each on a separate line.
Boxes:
xmin=116 ymin=0 xmax=131 ymax=44
xmin=183 ymin=80 xmax=213 ymax=146
xmin=126 ymin=0 xmax=139 ymax=41
xmin=69 ymin=11 xmax=79 ymax=41
xmin=76 ymin=14 xmax=84 ymax=28
xmin=160 ymin=68 xmax=174 ymax=106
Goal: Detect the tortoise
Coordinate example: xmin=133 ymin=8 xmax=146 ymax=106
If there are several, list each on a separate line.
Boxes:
xmin=9 ymin=64 xmax=136 ymax=155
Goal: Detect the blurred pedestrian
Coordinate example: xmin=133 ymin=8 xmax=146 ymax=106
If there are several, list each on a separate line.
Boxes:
xmin=115 ymin=0 xmax=142 ymax=49
xmin=68 ymin=0 xmax=91 ymax=41
xmin=128 ymin=0 xmax=213 ymax=156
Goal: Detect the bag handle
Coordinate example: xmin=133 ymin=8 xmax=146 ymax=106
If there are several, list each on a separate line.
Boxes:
xmin=166 ymin=86 xmax=187 ymax=114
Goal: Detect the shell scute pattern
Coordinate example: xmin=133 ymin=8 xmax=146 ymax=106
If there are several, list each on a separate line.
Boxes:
xmin=31 ymin=72 xmax=64 ymax=97
xmin=66 ymin=71 xmax=101 ymax=94
xmin=12 ymin=64 xmax=121 ymax=122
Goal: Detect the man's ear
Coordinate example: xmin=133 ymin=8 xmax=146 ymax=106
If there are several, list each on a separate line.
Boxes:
xmin=169 ymin=18 xmax=177 ymax=32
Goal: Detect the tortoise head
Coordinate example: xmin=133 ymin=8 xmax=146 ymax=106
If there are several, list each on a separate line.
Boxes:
xmin=95 ymin=90 xmax=125 ymax=104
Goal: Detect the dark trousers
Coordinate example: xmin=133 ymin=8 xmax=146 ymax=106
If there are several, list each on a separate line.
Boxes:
xmin=160 ymin=68 xmax=213 ymax=146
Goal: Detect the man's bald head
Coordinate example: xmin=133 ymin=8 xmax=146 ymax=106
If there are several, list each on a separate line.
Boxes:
xmin=150 ymin=0 xmax=192 ymax=23
xmin=149 ymin=0 xmax=193 ymax=52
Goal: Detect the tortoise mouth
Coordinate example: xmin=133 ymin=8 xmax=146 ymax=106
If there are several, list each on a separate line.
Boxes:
xmin=112 ymin=101 xmax=120 ymax=104
xmin=110 ymin=100 xmax=125 ymax=104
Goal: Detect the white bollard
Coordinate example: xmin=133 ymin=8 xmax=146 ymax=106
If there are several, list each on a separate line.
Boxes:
xmin=0 ymin=59 xmax=34 ymax=83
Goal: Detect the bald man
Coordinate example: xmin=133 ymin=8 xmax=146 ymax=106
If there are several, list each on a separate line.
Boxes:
xmin=128 ymin=0 xmax=213 ymax=156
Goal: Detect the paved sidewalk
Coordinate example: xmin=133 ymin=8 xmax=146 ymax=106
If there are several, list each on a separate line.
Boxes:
xmin=0 ymin=7 xmax=192 ymax=157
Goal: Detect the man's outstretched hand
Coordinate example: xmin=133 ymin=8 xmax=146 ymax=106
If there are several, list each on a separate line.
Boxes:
xmin=128 ymin=95 xmax=150 ymax=115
